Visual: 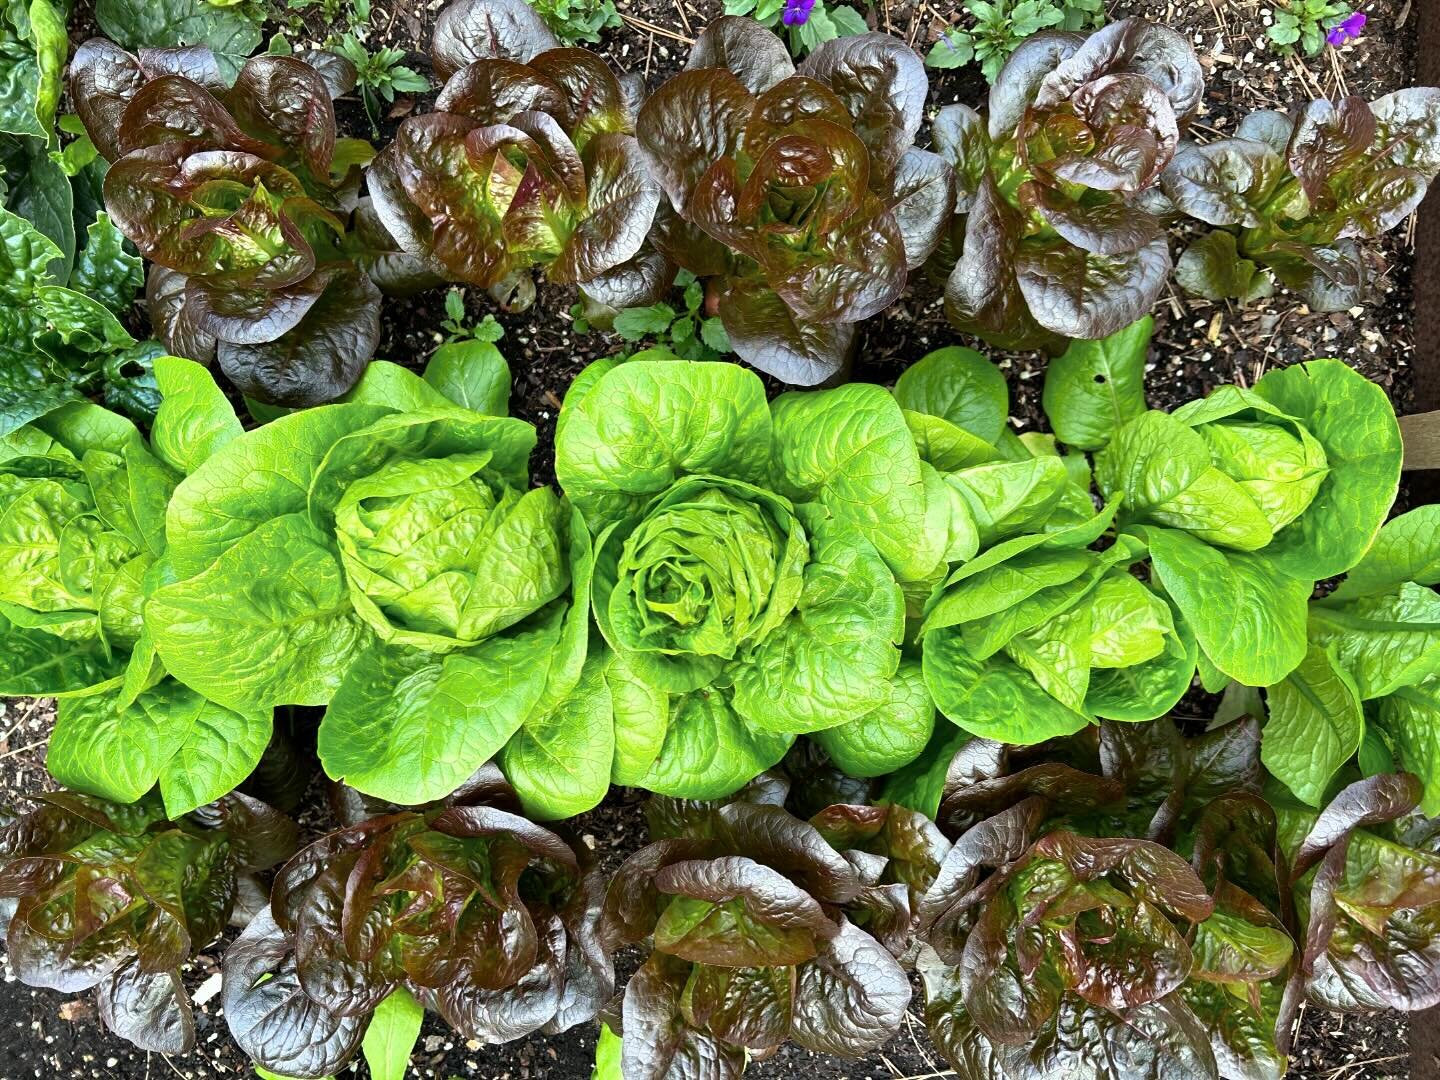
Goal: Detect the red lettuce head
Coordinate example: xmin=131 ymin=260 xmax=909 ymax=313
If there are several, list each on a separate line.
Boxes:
xmin=931 ymin=19 xmax=1203 ymax=348
xmin=367 ymin=0 xmax=664 ymax=314
xmin=69 ymin=39 xmax=384 ymax=407
xmin=636 ymin=16 xmax=953 ymax=384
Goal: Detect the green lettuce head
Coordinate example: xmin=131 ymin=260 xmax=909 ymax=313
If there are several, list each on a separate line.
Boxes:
xmin=333 ymin=450 xmax=569 ymax=649
xmin=147 ymin=351 xmax=592 ymax=810
xmin=0 ymin=404 xmax=175 ymax=697
xmin=600 ymin=476 xmax=806 ymax=685
xmin=1096 ymin=360 xmax=1401 ymax=687
xmin=554 ymin=355 xmax=954 ymax=800
xmin=0 ymin=367 xmax=289 ymax=818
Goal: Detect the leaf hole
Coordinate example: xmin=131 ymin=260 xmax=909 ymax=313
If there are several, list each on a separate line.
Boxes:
xmin=1093 ymin=374 xmax=1107 ymax=385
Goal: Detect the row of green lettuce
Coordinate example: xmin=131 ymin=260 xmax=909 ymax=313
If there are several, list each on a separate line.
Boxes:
xmin=6 ymin=714 xmax=1438 ymax=1080
xmin=0 ymin=308 xmax=1429 ymax=831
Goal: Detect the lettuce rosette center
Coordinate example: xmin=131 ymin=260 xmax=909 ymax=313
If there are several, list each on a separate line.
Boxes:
xmin=333 ymin=449 xmax=570 ymax=647
xmin=556 ymin=358 xmax=934 ymax=799
xmin=605 ymin=477 xmax=807 ymax=666
xmin=1193 ymin=418 xmax=1328 ymax=535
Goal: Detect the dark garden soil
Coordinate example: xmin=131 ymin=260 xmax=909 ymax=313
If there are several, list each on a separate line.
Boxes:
xmin=0 ymin=0 xmax=1428 ymax=1076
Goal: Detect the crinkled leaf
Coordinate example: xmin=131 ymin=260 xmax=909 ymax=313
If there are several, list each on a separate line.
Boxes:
xmin=798 ymin=33 xmax=928 ymax=172
xmin=431 ymin=0 xmax=560 ymax=80
xmin=717 ymin=277 xmax=853 ymax=385
xmin=217 ymin=268 xmax=380 ymax=408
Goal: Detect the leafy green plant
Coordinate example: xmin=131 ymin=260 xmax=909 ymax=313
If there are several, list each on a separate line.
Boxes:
xmin=224 ymin=767 xmax=610 ymax=1078
xmin=91 ymin=0 xmax=262 ymax=75
xmin=600 ymin=779 xmax=939 ymax=1077
xmin=144 ymin=349 xmax=594 ymax=813
xmin=527 ymin=0 xmax=621 ymax=46
xmin=0 ymin=787 xmax=297 ymax=1053
xmin=606 ymin=271 xmax=731 ymax=360
xmin=1162 ymin=92 xmax=1440 ymax=312
xmin=367 ymin=0 xmax=661 ymax=314
xmin=70 ymin=39 xmax=386 ymax=407
xmin=925 ymin=0 xmax=1104 ymax=82
xmin=898 ymin=327 xmax=1185 ymax=745
xmin=0 ymin=0 xmax=65 ymax=139
xmin=1267 ymin=0 xmax=1356 ymax=56
xmin=361 ymin=989 xmax=424 ymax=1080
xmin=1 ymin=130 xmax=74 ymax=282
xmin=721 ymin=0 xmax=869 ymax=57
xmin=637 ymin=16 xmax=951 ymax=382
xmin=332 ymin=32 xmax=429 ymax=138
xmin=439 ymin=288 xmax=507 ymax=347
xmin=282 ymin=0 xmax=368 ymax=31
xmin=912 ymin=717 xmax=1287 ymax=1079
xmin=928 ymin=18 xmax=1203 ymax=349
xmin=1095 ymin=359 xmax=1401 ymax=691
xmin=554 ymin=356 xmax=960 ymax=798
xmin=1278 ymin=773 xmax=1440 ymax=1016
xmin=1262 ymin=504 xmax=1440 ymax=815
xmin=0 ymin=206 xmax=163 ymax=430
xmin=0 ymin=359 xmax=302 ymax=818
xmin=905 ymin=715 xmax=1440 ymax=1078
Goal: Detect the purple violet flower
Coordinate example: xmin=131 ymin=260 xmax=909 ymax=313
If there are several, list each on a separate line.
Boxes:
xmin=1326 ymin=11 xmax=1366 ymax=46
xmin=783 ymin=0 xmax=815 ymax=27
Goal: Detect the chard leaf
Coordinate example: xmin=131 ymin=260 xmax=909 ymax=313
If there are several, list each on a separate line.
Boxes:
xmin=94 ymin=0 xmax=260 ymax=59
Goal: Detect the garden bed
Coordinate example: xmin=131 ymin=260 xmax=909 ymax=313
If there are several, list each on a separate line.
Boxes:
xmin=0 ymin=0 xmax=1428 ymax=1077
